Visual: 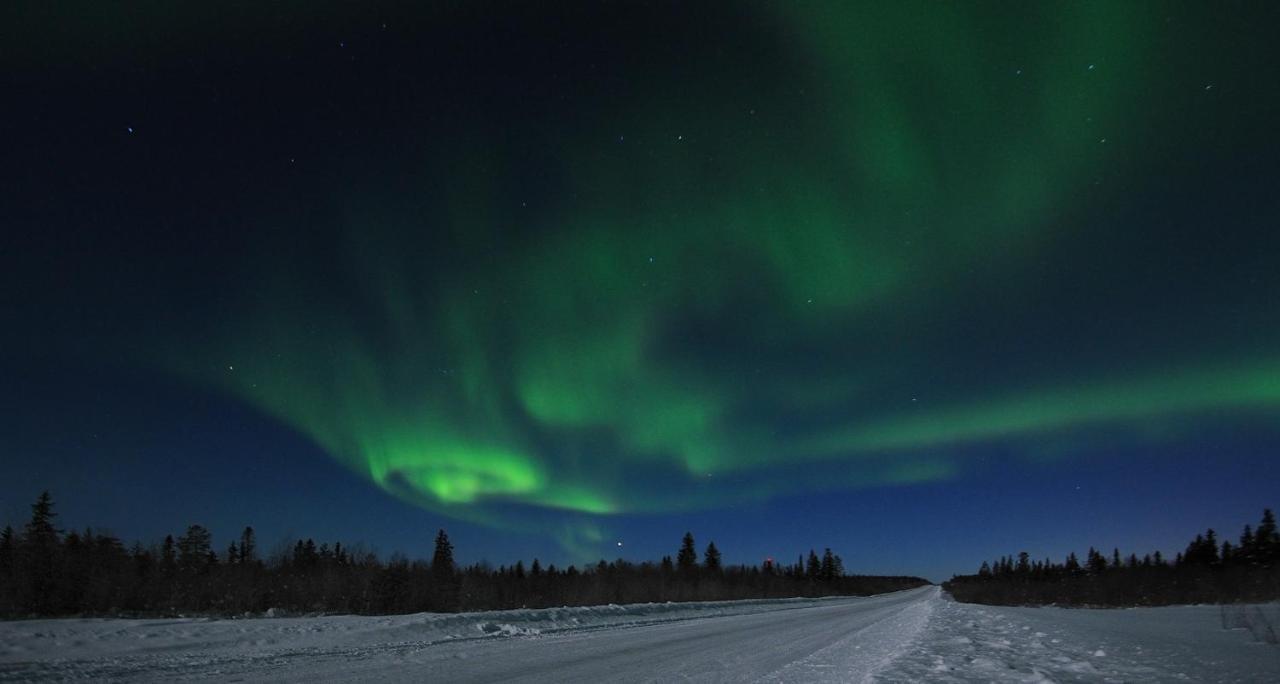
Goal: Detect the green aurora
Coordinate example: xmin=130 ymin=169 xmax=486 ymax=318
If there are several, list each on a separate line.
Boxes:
xmin=159 ymin=3 xmax=1278 ymax=541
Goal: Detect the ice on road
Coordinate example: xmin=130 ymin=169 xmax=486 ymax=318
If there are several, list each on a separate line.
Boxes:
xmin=2 ymin=586 xmax=1277 ymax=682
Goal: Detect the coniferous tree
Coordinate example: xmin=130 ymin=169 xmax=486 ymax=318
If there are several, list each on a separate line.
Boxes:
xmin=177 ymin=525 xmax=212 ymax=573
xmin=431 ymin=529 xmax=460 ymax=610
xmin=1086 ymin=547 xmax=1106 ymax=574
xmin=22 ymin=492 xmax=59 ymax=548
xmin=677 ymin=533 xmax=698 ymax=574
xmin=1239 ymin=525 xmax=1256 ymax=564
xmin=431 ymin=529 xmax=455 ymax=581
xmin=820 ymin=548 xmax=836 ymax=581
xmin=704 ymin=542 xmax=722 ymax=575
xmin=806 ymin=550 xmax=821 ymax=579
xmin=239 ymin=526 xmax=257 ymax=565
xmin=20 ymin=492 xmax=61 ymax=613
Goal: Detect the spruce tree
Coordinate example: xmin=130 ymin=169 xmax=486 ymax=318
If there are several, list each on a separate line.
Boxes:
xmin=431 ymin=529 xmax=455 ymax=581
xmin=806 ymin=550 xmax=820 ymax=579
xmin=239 ymin=527 xmax=257 ymax=565
xmin=676 ymin=532 xmax=697 ymax=573
xmin=821 ymin=548 xmax=836 ymax=581
xmin=1239 ymin=525 xmax=1255 ymax=564
xmin=177 ymin=525 xmax=212 ymax=573
xmin=1086 ymin=547 xmax=1106 ymax=574
xmin=22 ymin=492 xmax=60 ymax=548
xmin=704 ymin=542 xmax=722 ymax=574
xmin=20 ymin=492 xmax=61 ymax=613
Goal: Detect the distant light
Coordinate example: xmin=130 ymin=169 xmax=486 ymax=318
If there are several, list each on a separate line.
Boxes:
xmin=127 ymin=127 xmax=134 ymax=133
xmin=616 ymin=541 xmax=623 ymax=547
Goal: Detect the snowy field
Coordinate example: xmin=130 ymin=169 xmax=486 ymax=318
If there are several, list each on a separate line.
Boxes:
xmin=1 ymin=586 xmax=1276 ymax=682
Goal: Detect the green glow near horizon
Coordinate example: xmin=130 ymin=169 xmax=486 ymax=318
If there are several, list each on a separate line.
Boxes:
xmin=159 ymin=2 xmax=1278 ymax=551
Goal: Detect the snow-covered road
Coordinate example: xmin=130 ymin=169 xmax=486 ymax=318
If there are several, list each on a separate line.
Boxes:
xmin=328 ymin=586 xmax=932 ymax=683
xmin=2 ymin=586 xmax=1277 ymax=682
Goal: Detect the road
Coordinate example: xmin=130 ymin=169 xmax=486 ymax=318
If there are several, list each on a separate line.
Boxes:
xmin=266 ymin=586 xmax=936 ymax=683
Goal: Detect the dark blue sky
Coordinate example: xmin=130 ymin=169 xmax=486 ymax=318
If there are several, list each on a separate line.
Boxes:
xmin=2 ymin=1 xmax=1278 ymax=582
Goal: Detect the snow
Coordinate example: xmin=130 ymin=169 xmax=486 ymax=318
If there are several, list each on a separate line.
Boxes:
xmin=1 ymin=586 xmax=1276 ymax=682
xmin=874 ymin=592 xmax=1280 ymax=683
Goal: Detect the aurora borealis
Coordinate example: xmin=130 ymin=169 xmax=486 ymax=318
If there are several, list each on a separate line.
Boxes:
xmin=3 ymin=1 xmax=1278 ymax=576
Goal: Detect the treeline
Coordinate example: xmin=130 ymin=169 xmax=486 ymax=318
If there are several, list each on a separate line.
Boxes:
xmin=945 ymin=508 xmax=1280 ymax=606
xmin=0 ymin=492 xmax=928 ymax=618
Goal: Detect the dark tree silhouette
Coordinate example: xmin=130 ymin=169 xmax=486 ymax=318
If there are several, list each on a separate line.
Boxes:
xmin=431 ymin=529 xmax=455 ymax=581
xmin=704 ymin=542 xmax=722 ymax=575
xmin=177 ymin=525 xmax=212 ymax=574
xmin=821 ymin=548 xmax=837 ymax=581
xmin=677 ymin=532 xmax=698 ymax=574
xmin=0 ymin=491 xmax=929 ymax=618
xmin=946 ymin=508 xmax=1280 ymax=607
xmin=239 ymin=526 xmax=257 ymax=565
xmin=20 ymin=491 xmax=61 ymax=613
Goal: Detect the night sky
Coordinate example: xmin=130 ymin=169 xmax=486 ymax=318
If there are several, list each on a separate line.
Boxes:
xmin=3 ymin=2 xmax=1279 ymax=582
